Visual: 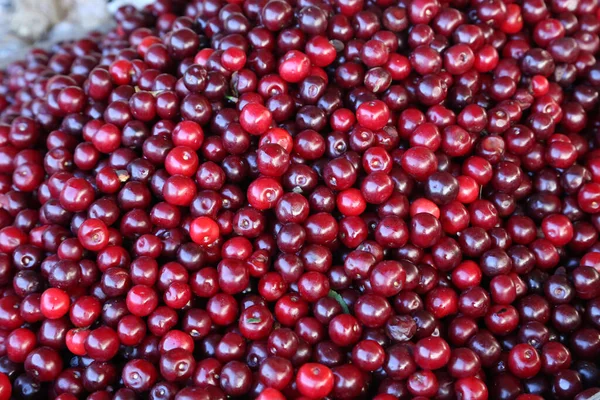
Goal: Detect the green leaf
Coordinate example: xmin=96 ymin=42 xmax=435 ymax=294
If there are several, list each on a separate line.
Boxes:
xmin=328 ymin=290 xmax=350 ymax=314
xmin=246 ymin=317 xmax=261 ymax=324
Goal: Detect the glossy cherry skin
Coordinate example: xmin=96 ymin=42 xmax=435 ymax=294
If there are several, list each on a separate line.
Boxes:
xmin=296 ymin=363 xmax=334 ymax=399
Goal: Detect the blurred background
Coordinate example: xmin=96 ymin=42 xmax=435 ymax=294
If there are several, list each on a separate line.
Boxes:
xmin=0 ymin=0 xmax=153 ymax=66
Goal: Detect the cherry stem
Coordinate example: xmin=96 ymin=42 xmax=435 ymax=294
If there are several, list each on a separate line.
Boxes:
xmin=328 ymin=290 xmax=350 ymax=314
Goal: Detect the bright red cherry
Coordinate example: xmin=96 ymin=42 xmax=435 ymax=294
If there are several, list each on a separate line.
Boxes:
xmin=296 ymin=363 xmax=334 ymax=399
xmin=40 ymin=288 xmax=70 ymax=319
xmin=240 ymin=103 xmax=273 ymax=135
xmin=278 ymin=50 xmax=311 ymax=83
xmin=508 ymin=343 xmax=542 ymax=379
xmin=356 ymin=100 xmax=390 ymax=131
xmin=190 ymin=217 xmax=220 ymax=246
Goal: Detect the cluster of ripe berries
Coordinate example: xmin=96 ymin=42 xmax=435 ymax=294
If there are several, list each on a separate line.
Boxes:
xmin=0 ymin=0 xmax=599 ymax=399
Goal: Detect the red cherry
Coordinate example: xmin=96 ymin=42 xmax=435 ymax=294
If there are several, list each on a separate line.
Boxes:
xmin=190 ymin=217 xmax=220 ymax=246
xmin=40 ymin=288 xmax=70 ymax=319
xmin=296 ymin=363 xmax=334 ymax=399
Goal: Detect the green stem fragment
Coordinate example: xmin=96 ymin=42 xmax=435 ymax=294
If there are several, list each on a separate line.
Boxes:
xmin=328 ymin=290 xmax=350 ymax=314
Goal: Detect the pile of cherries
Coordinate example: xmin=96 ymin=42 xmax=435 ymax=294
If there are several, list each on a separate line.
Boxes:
xmin=0 ymin=0 xmax=599 ymax=398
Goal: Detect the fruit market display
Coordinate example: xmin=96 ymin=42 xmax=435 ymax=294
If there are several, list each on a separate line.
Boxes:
xmin=0 ymin=0 xmax=599 ymax=399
